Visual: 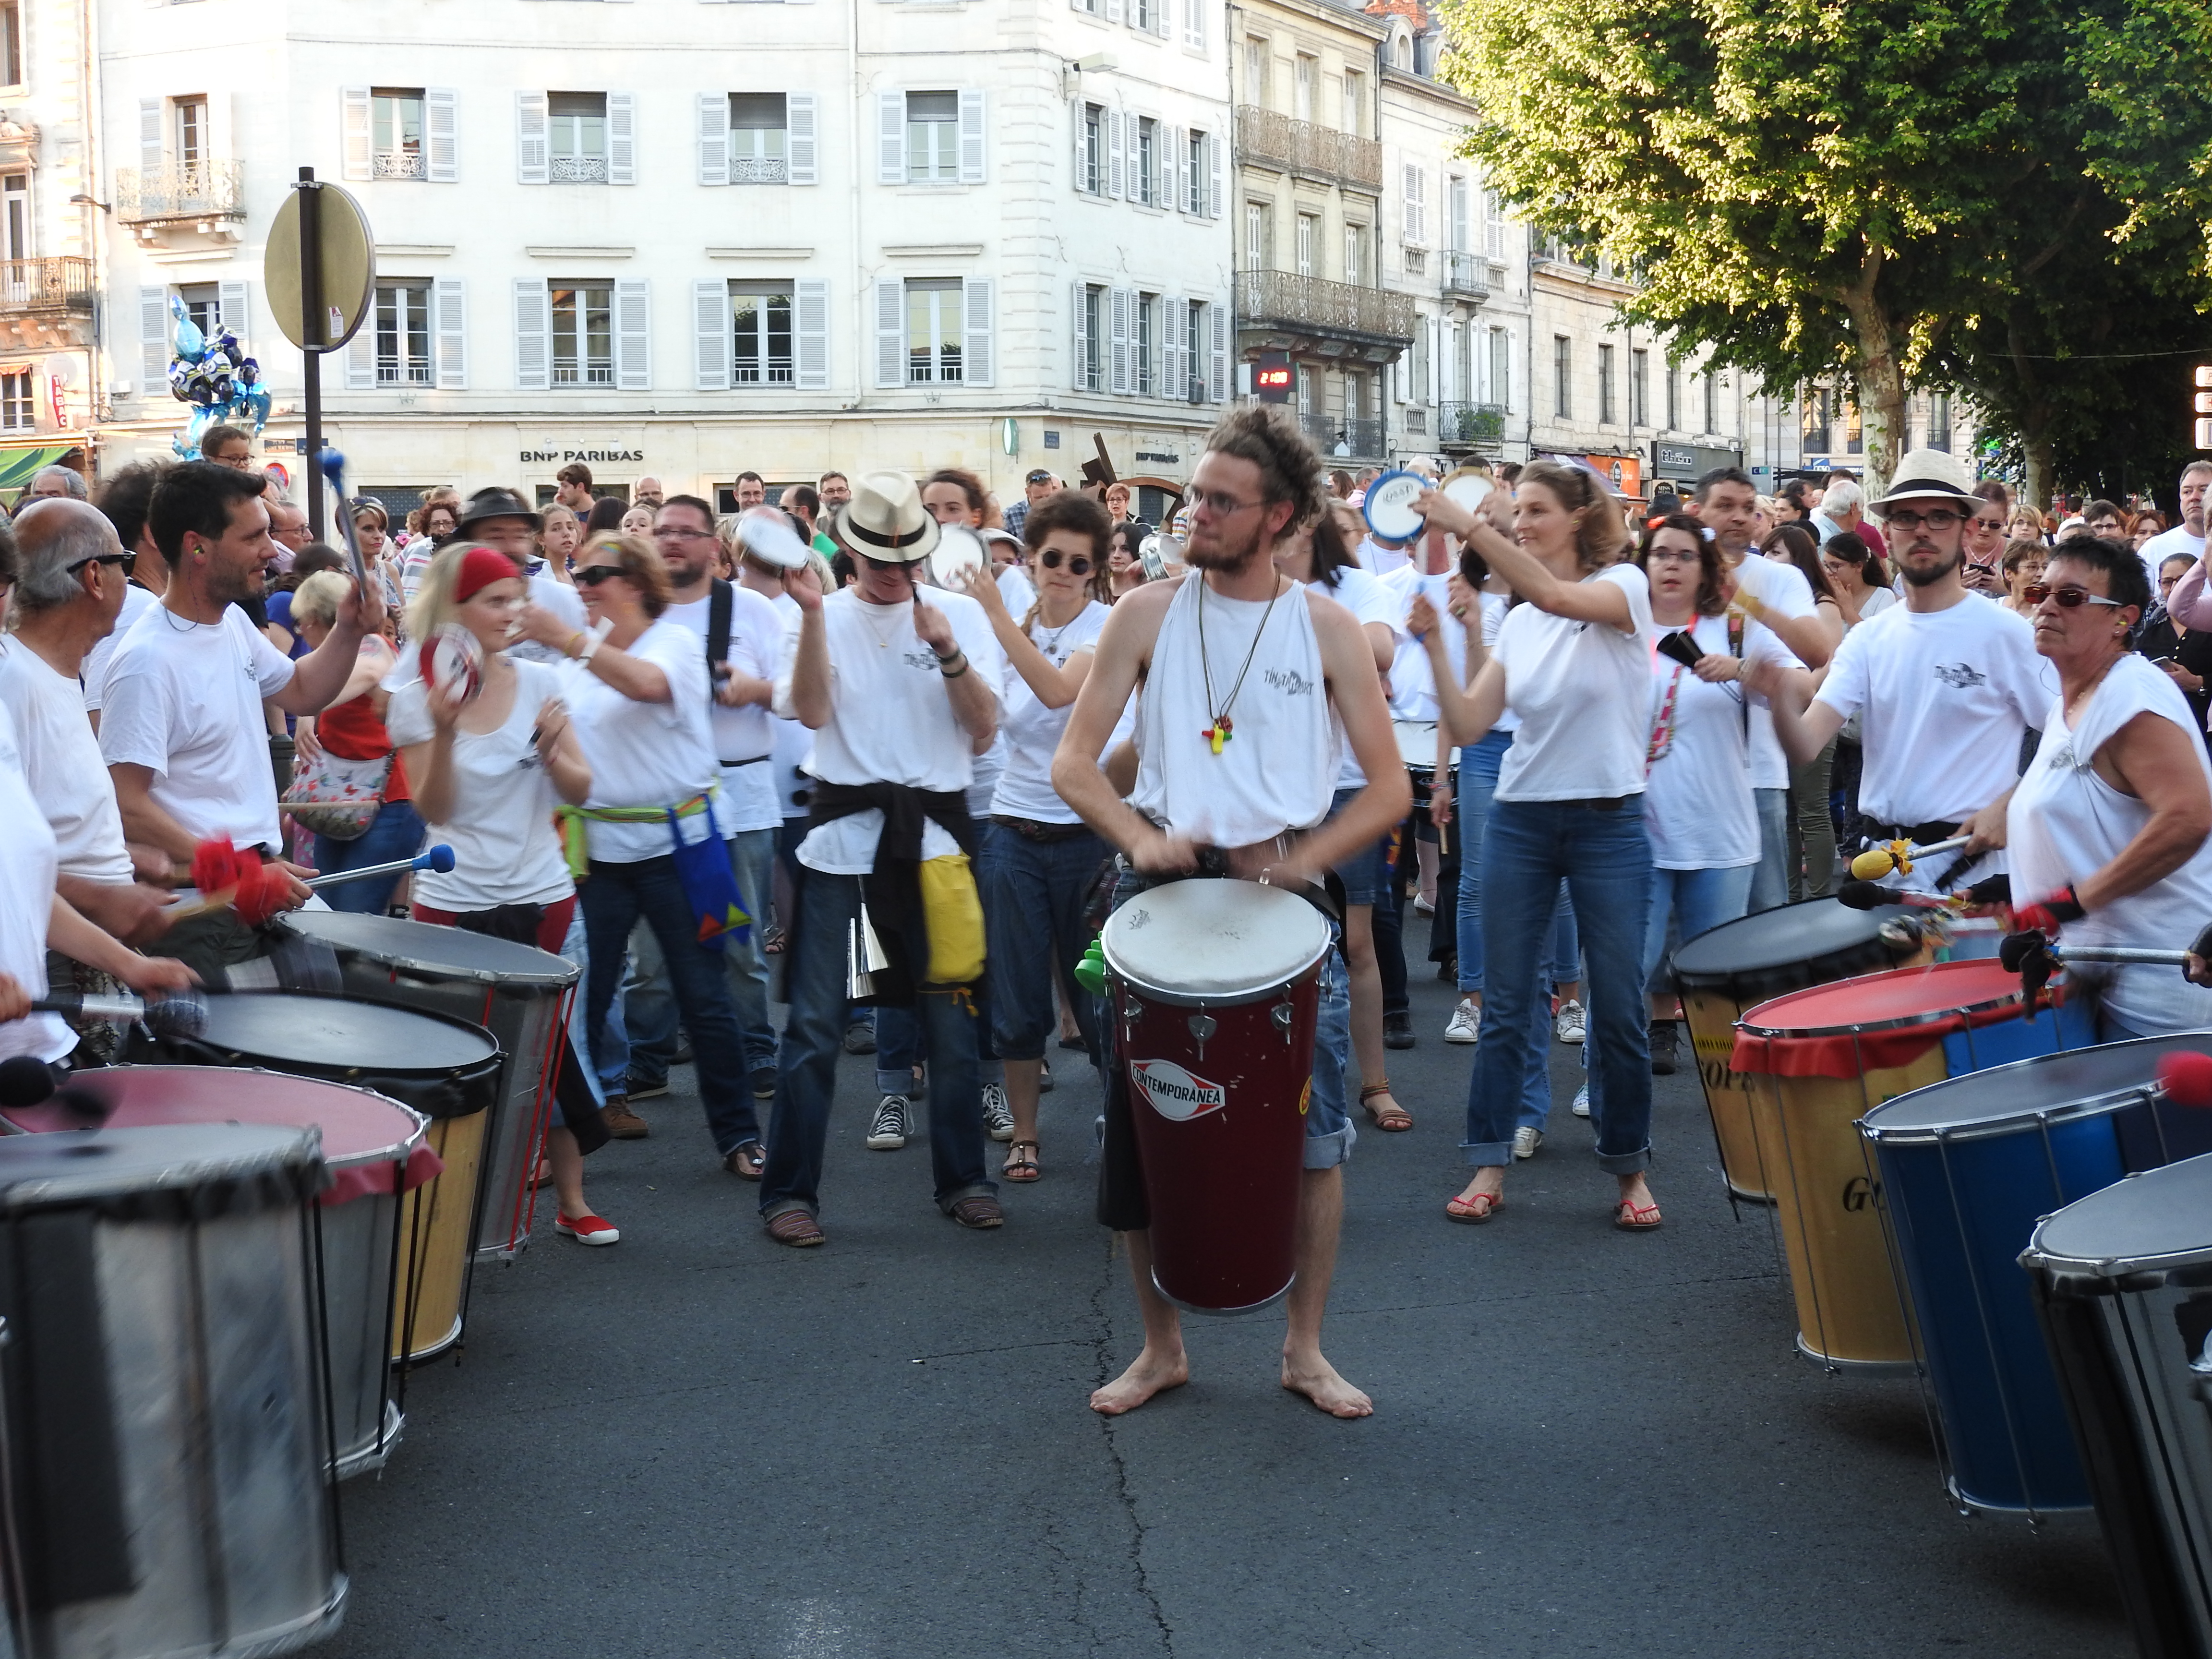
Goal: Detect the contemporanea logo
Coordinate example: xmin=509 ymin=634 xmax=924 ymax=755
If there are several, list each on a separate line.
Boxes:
xmin=1131 ymin=1060 xmax=1226 ymax=1121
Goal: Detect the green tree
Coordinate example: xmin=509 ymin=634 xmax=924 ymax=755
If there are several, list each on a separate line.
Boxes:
xmin=1437 ymin=0 xmax=2212 ymax=499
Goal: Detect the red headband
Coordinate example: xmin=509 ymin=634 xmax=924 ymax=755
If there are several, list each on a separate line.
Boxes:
xmin=455 ymin=545 xmax=523 ymax=601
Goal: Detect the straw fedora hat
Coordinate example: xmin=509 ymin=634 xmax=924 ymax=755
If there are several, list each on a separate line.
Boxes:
xmin=1870 ymin=448 xmax=1976 ymax=511
xmin=828 ymin=470 xmax=940 ymax=564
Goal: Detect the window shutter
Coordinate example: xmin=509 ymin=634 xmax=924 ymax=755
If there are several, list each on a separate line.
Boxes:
xmin=696 ymin=92 xmax=729 ymax=187
xmin=1207 ymin=300 xmax=1228 ymax=403
xmin=341 ymin=87 xmax=372 ymax=181
xmin=1207 ymin=129 xmax=1223 ymax=217
xmin=425 ymin=89 xmax=459 ymax=182
xmin=1160 ymin=293 xmax=1181 ymax=402
xmin=1106 ymin=109 xmax=1123 ymax=200
xmin=514 ymin=279 xmax=551 ymax=388
xmin=693 ymin=278 xmax=731 ymax=390
xmin=140 ymin=285 xmax=168 ymax=392
xmin=607 ymin=94 xmax=637 ymax=184
xmin=1109 ymin=285 xmax=1131 ymax=395
xmin=1154 ymin=0 xmax=1172 ymax=41
xmin=957 ymin=89 xmax=986 ymax=185
xmin=1072 ymin=101 xmax=1087 ymax=194
xmin=1106 ymin=0 xmax=1121 ymax=23
xmin=875 ymin=278 xmax=904 ymax=387
xmin=877 ymin=91 xmax=906 ymax=184
xmin=434 ymin=277 xmax=467 ymax=388
xmin=345 ymin=304 xmax=376 ymax=389
xmin=516 ymin=91 xmax=550 ymax=185
xmin=1183 ymin=0 xmax=1204 ymax=49
xmin=1071 ymin=281 xmax=1089 ymax=392
xmin=614 ymin=277 xmax=650 ymax=387
xmin=794 ymin=278 xmax=829 ymax=390
xmin=1166 ymin=125 xmax=1183 ymax=213
xmin=962 ymin=277 xmax=992 ymax=387
xmin=787 ymin=93 xmax=819 ymax=185
xmin=138 ymin=98 xmax=163 ymax=174
xmin=217 ymin=281 xmax=249 ymax=345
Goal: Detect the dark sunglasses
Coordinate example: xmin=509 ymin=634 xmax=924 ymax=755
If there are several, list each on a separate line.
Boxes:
xmin=2022 ymin=583 xmax=2124 ymax=610
xmin=1038 ymin=550 xmax=1093 ymax=575
xmin=571 ymin=564 xmax=628 ymax=587
xmin=67 ymin=552 xmax=135 ymax=576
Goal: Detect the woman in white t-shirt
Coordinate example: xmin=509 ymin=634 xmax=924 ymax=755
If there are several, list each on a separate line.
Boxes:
xmin=513 ymin=533 xmax=768 ymax=1182
xmin=956 ymin=490 xmax=1113 ymax=1181
xmin=1414 ymin=459 xmax=1662 ymax=1231
xmin=389 ymin=543 xmax=613 ymax=1240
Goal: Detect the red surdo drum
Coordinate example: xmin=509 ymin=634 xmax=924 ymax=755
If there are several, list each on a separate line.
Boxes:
xmin=1102 ymin=877 xmax=1332 ymax=1315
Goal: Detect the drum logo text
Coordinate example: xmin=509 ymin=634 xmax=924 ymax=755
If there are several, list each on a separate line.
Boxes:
xmin=1132 ymin=1059 xmax=1227 ymax=1121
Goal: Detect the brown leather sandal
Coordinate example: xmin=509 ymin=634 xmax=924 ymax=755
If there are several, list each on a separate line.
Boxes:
xmin=1002 ymin=1140 xmax=1041 ymax=1182
xmin=1360 ymin=1083 xmax=1413 ymax=1132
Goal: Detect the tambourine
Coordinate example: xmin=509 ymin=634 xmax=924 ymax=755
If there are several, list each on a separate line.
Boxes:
xmin=1359 ymin=469 xmax=1428 ymax=541
xmin=1440 ymin=467 xmax=1493 ymax=517
xmin=927 ymin=524 xmax=986 ymax=589
xmin=734 ymin=505 xmax=811 ymax=570
xmin=422 ymin=623 xmax=484 ymax=705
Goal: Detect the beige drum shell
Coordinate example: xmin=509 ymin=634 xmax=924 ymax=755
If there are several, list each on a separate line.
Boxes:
xmin=393 ymin=1108 xmax=486 ymax=1363
xmin=1681 ymin=987 xmax=1775 ymax=1202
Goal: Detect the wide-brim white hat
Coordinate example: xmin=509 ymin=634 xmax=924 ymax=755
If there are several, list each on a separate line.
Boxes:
xmin=828 ymin=470 xmax=940 ymax=564
xmin=1870 ymin=448 xmax=1976 ymax=511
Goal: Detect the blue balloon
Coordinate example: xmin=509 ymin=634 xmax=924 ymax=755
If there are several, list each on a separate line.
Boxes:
xmin=167 ymin=293 xmax=205 ymax=362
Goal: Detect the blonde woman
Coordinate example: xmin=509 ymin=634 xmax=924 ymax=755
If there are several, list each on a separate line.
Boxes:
xmin=538 ymin=501 xmax=582 ymax=585
xmin=289 ymin=571 xmax=416 ymax=912
xmin=619 ymin=502 xmax=658 ymax=538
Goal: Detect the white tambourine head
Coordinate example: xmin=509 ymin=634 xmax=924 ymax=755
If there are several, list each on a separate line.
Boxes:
xmin=735 ymin=506 xmax=811 ymax=570
xmin=1442 ymin=472 xmax=1492 ymax=515
xmin=423 ymin=623 xmax=485 ymax=704
xmin=928 ymin=524 xmax=986 ymax=588
xmin=1361 ymin=469 xmax=1427 ymax=541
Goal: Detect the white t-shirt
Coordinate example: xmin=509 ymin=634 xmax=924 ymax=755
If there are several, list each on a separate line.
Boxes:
xmin=1642 ymin=613 xmax=1779 ymax=870
xmin=385 ymin=658 xmax=574 ymax=911
xmin=1381 ymin=563 xmax=1464 ymax=721
xmin=766 ymin=590 xmax=815 ymax=818
xmin=991 ymin=600 xmax=1109 ymax=823
xmin=775 ymin=587 xmax=1004 ymax=874
xmin=1308 ymin=566 xmax=1402 ymax=790
xmin=82 ymin=583 xmax=158 ymax=713
xmin=1813 ymin=590 xmax=2054 ymax=827
xmin=0 ymin=704 xmax=71 ymax=1065
xmin=507 ymin=569 xmax=587 ymax=669
xmin=98 ymin=601 xmax=296 ymax=853
xmin=663 ymin=583 xmax=787 ymax=835
xmin=560 ymin=618 xmax=721 ymax=864
xmin=2140 ymin=525 xmax=2205 ymax=592
xmin=1492 ymin=563 xmax=1655 ymax=803
xmin=1359 ymin=537 xmax=1412 ymax=579
xmin=1730 ymin=553 xmax=1817 ymax=791
xmin=0 ymin=643 xmax=133 ymax=882
xmin=998 ymin=565 xmax=1037 ymax=616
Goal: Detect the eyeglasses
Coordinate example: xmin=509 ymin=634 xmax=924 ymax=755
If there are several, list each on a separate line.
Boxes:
xmin=1969 ymin=516 xmax=2006 ymax=531
xmin=2022 ymin=583 xmax=2126 ymax=610
xmin=1886 ymin=508 xmax=1964 ymax=531
xmin=2160 ymin=574 xmax=2184 ymax=589
xmin=1190 ymin=490 xmax=1264 ymax=517
xmin=66 ymin=552 xmax=135 ymax=576
xmin=1039 ymin=550 xmax=1094 ymax=574
xmin=571 ymin=564 xmax=628 ymax=587
xmin=652 ymin=526 xmax=713 ymax=543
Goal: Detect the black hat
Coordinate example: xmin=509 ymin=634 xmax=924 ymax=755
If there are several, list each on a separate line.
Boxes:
xmin=455 ymin=486 xmax=541 ymax=537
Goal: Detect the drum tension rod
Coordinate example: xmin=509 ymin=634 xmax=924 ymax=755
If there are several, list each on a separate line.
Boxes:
xmin=1272 ymin=1003 xmax=1293 ymax=1045
xmin=1187 ymin=1013 xmax=1216 ymax=1061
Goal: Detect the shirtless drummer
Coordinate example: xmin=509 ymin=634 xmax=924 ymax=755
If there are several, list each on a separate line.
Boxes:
xmin=1052 ymin=407 xmax=1409 ymax=1418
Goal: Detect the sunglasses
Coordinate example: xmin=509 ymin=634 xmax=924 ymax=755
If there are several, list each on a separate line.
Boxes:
xmin=2022 ymin=583 xmax=2125 ymax=610
xmin=1038 ymin=550 xmax=1094 ymax=574
xmin=858 ymin=554 xmax=916 ymax=575
xmin=67 ymin=552 xmax=136 ymax=576
xmin=1025 ymin=471 xmax=1054 ymax=484
xmin=571 ymin=564 xmax=628 ymax=587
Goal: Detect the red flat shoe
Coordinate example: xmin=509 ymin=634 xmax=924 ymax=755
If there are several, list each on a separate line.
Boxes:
xmin=554 ymin=1212 xmax=620 ymax=1246
xmin=1614 ymin=1200 xmax=1663 ymax=1231
xmin=1445 ymin=1191 xmax=1502 ymax=1225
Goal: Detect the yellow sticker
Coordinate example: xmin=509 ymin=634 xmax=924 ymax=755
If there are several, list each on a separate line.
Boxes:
xmin=1299 ymin=1079 xmax=1311 ymax=1116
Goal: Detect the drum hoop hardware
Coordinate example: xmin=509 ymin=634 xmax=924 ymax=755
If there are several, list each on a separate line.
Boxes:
xmin=1860 ymin=1092 xmax=2152 ymax=1147
xmin=1741 ymin=988 xmax=2033 ymax=1044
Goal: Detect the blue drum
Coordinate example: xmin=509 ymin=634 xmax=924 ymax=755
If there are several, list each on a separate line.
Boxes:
xmin=1859 ymin=1032 xmax=2212 ymax=1517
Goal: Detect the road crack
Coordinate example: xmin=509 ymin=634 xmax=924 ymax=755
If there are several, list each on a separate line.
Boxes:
xmin=1091 ymin=1234 xmax=1174 ymax=1658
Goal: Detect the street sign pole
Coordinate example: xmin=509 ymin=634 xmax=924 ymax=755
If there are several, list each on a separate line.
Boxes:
xmin=297 ymin=167 xmax=325 ymax=540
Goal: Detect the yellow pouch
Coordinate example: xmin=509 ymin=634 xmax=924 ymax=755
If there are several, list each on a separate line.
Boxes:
xmin=918 ymin=851 xmax=986 ymax=986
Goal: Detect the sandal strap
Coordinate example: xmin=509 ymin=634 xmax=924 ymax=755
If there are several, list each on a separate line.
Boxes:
xmin=1358 ymin=1082 xmax=1394 ymax=1100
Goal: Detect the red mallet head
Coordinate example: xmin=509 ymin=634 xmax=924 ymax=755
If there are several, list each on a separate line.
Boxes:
xmin=2155 ymin=1050 xmax=2212 ymax=1111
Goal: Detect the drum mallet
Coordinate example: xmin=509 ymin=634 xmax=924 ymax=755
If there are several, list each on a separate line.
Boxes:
xmin=1837 ymin=874 xmax=2010 ymax=914
xmin=1848 ymin=834 xmax=1972 ymax=881
xmin=319 ymin=447 xmax=372 ymax=593
xmin=2155 ymin=1049 xmax=2212 ymax=1110
xmin=303 ymin=843 xmax=456 ymax=893
xmin=29 ymin=988 xmax=209 ymax=1038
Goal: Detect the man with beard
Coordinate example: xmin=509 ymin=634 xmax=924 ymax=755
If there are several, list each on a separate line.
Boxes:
xmin=1051 ymin=406 xmax=1408 ymax=1419
xmin=1753 ymin=449 xmax=2051 ymax=889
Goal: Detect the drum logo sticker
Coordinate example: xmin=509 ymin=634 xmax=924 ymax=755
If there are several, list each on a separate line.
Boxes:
xmin=1131 ymin=1059 xmax=1226 ymax=1121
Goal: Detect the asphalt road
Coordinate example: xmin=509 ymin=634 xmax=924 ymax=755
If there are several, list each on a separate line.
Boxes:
xmin=324 ymin=970 xmax=2130 ymax=1659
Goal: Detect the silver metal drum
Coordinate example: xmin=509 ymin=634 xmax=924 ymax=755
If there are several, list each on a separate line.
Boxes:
xmin=12 ymin=1068 xmax=433 ymax=1480
xmin=280 ymin=911 xmax=580 ymax=1260
xmin=0 ymin=1123 xmax=347 ymax=1659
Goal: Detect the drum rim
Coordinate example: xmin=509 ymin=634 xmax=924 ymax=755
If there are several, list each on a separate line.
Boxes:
xmin=1670 ymin=895 xmax=1918 ymax=982
xmin=1735 ymin=964 xmax=2031 ymax=1042
xmin=43 ymin=1064 xmax=430 ymax=1169
xmin=1102 ymin=881 xmax=1332 ymax=1006
xmin=188 ymin=990 xmax=504 ymax=1071
xmin=0 ymin=1121 xmax=321 ymax=1209
xmin=2023 ymin=1156 xmax=2212 ymax=1280
xmin=1858 ymin=1029 xmax=2212 ymax=1143
xmin=276 ymin=911 xmax=578 ymax=988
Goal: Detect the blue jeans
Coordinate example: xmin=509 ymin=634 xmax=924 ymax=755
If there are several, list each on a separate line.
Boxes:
xmin=978 ymin=823 xmax=1106 ymax=1067
xmin=1747 ymin=786 xmax=1791 ymax=914
xmin=624 ymin=829 xmax=781 ymax=1080
xmin=876 ymin=986 xmax=1003 ymax=1094
xmin=579 ymin=854 xmax=759 ymax=1156
xmin=1455 ymin=737 xmax=1577 ymax=994
xmin=763 ymin=866 xmax=994 ymax=1216
xmin=1644 ymin=865 xmax=1755 ymax=988
xmin=315 ymin=800 xmax=425 ymax=914
xmin=1465 ymin=800 xmax=1654 ymax=1172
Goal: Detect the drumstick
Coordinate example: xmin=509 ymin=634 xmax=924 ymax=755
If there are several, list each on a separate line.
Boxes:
xmin=163 ymin=844 xmax=457 ymax=922
xmin=320 ymin=448 xmax=371 ymax=593
xmin=28 ymin=989 xmax=208 ymax=1038
xmin=1847 ymin=835 xmax=1972 ymax=881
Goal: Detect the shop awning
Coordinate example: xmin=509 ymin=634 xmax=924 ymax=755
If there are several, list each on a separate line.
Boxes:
xmin=0 ymin=444 xmax=73 ymax=489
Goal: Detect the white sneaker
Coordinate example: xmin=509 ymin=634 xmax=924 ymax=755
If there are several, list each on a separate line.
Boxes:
xmin=1512 ymin=1125 xmax=1543 ymax=1159
xmin=1443 ymin=998 xmax=1481 ymax=1045
xmin=1413 ymin=893 xmax=1436 ymax=916
xmin=1572 ymin=1083 xmax=1591 ymax=1118
xmin=982 ymin=1082 xmax=1014 ymax=1142
xmin=865 ymin=1094 xmax=908 ymax=1150
xmin=1554 ymin=999 xmax=1587 ymax=1045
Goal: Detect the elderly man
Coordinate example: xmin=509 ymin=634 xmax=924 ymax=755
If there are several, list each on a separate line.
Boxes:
xmin=633 ymin=476 xmax=665 ymax=508
xmin=26 ymin=465 xmax=86 ymax=503
xmin=2142 ymin=461 xmax=2211 ymax=583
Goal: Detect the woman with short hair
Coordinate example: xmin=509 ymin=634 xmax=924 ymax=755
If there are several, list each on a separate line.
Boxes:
xmin=2000 ymin=539 xmax=2051 ymax=617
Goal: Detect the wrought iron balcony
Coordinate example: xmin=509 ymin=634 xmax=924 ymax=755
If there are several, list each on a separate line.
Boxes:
xmin=550 ymin=153 xmax=609 ymax=184
xmin=115 ymin=160 xmax=244 ymax=225
xmin=1236 ymin=269 xmax=1416 ymax=347
xmin=1235 ymin=105 xmax=1382 ymax=192
xmin=373 ymin=150 xmax=427 ymax=180
xmin=1443 ymin=250 xmax=1490 ymax=300
xmin=0 ymin=258 xmax=94 ymax=315
xmin=731 ymin=156 xmax=789 ymax=185
xmin=1299 ymin=413 xmax=1386 ymax=460
xmin=1437 ymin=400 xmax=1508 ymax=446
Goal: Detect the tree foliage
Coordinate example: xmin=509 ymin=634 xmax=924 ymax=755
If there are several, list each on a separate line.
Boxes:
xmin=1435 ymin=0 xmax=2212 ymax=498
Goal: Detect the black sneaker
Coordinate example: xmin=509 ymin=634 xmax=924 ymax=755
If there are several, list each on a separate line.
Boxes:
xmin=1383 ymin=1011 xmax=1416 ymax=1050
xmin=842 ymin=1021 xmax=877 ymax=1056
xmin=1649 ymin=1020 xmax=1679 ymax=1076
xmin=750 ymin=1065 xmax=777 ymax=1100
xmin=625 ymin=1075 xmax=670 ymax=1101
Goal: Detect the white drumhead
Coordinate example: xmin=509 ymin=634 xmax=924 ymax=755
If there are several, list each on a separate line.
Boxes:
xmin=735 ymin=505 xmax=811 ymax=570
xmin=1361 ymin=470 xmax=1427 ymax=541
xmin=423 ymin=624 xmax=483 ymax=704
xmin=1393 ymin=720 xmax=1439 ymax=770
xmin=1442 ymin=470 xmax=1491 ymax=515
xmin=928 ymin=524 xmax=986 ymax=589
xmin=1103 ymin=878 xmax=1331 ymax=1000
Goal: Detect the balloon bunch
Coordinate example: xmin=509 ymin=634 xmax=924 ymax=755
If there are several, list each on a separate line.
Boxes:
xmin=189 ymin=836 xmax=287 ymax=927
xmin=166 ymin=294 xmax=271 ymax=458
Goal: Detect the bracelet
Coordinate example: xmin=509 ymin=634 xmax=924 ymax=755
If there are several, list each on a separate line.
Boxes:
xmin=564 ymin=631 xmax=585 ymax=659
xmin=940 ymin=660 xmax=970 ymax=680
xmin=934 ymin=646 xmax=964 ymax=665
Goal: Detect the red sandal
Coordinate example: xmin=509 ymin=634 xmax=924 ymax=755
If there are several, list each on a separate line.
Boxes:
xmin=1445 ymin=1190 xmax=1503 ymax=1224
xmin=1614 ymin=1200 xmax=1663 ymax=1231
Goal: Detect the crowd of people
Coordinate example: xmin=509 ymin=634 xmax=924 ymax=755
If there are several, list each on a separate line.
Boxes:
xmin=6 ymin=406 xmax=2212 ymax=1420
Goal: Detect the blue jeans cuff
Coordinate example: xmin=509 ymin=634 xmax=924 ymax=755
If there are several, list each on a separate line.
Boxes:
xmin=1303 ymin=1118 xmax=1356 ymax=1170
xmin=1593 ymin=1143 xmax=1652 ymax=1176
xmin=936 ymin=1179 xmax=998 ymax=1214
xmin=1461 ymin=1139 xmax=1513 ymax=1167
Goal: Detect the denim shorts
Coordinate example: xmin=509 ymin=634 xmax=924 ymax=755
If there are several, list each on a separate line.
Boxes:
xmin=1327 ymin=784 xmax=1391 ymax=907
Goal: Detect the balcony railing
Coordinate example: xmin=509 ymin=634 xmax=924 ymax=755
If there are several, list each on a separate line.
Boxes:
xmin=1437 ymin=401 xmax=1508 ymax=445
xmin=115 ymin=160 xmax=245 ymax=224
xmin=732 ymin=156 xmax=788 ymax=185
xmin=1443 ymin=250 xmax=1490 ymax=300
xmin=373 ymin=150 xmax=427 ymax=180
xmin=551 ymin=153 xmax=609 ymax=184
xmin=1299 ymin=413 xmax=1386 ymax=460
xmin=1236 ymin=269 xmax=1416 ymax=345
xmin=1235 ymin=105 xmax=1382 ymax=192
xmin=0 ymin=257 xmax=95 ymax=314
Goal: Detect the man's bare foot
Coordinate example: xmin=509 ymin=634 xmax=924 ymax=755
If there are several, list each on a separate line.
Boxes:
xmin=1282 ymin=1352 xmax=1372 ymax=1419
xmin=1090 ymin=1346 xmax=1190 ymax=1415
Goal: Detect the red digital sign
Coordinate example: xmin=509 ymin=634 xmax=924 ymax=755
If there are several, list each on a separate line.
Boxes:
xmin=1252 ymin=351 xmax=1293 ymax=404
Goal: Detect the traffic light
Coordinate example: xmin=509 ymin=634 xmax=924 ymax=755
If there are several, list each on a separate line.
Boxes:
xmin=2195 ymin=365 xmax=2212 ymax=450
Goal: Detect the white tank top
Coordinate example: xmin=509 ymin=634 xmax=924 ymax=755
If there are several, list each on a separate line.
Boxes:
xmin=2008 ymin=653 xmax=2212 ymax=1034
xmin=1132 ymin=574 xmax=1338 ymax=848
